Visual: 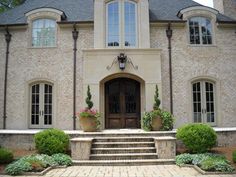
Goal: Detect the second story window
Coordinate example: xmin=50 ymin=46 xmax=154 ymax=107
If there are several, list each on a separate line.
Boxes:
xmin=106 ymin=0 xmax=137 ymax=47
xmin=189 ymin=17 xmax=212 ymax=45
xmin=32 ymin=19 xmax=56 ymax=47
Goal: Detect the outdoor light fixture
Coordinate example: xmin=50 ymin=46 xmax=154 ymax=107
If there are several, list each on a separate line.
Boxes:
xmin=117 ymin=53 xmax=127 ymax=70
xmin=106 ymin=53 xmax=138 ymax=71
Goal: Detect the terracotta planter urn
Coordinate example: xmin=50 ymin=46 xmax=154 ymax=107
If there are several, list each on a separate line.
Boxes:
xmin=79 ymin=116 xmax=97 ymax=132
xmin=151 ymin=116 xmax=162 ymax=131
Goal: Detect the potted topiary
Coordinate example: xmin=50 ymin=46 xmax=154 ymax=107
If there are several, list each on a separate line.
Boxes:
xmin=151 ymin=85 xmax=162 ymax=131
xmin=78 ymin=85 xmax=100 ymax=132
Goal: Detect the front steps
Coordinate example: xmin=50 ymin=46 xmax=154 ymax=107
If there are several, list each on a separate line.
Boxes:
xmin=72 ymin=136 xmax=175 ymax=166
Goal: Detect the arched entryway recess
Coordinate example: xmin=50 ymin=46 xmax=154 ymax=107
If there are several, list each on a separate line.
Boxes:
xmin=100 ymin=73 xmax=145 ymax=129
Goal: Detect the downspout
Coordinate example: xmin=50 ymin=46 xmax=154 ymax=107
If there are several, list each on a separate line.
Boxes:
xmin=166 ymin=23 xmax=173 ymax=114
xmin=72 ymin=24 xmax=78 ymax=130
xmin=3 ymin=27 xmax=12 ymax=129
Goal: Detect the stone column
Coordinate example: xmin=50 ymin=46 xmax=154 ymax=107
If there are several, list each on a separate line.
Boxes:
xmin=70 ymin=138 xmax=93 ymax=160
xmin=154 ymin=136 xmax=176 ymax=159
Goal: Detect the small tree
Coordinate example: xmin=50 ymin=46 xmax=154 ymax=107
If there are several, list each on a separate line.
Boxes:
xmin=86 ymin=85 xmax=93 ymax=109
xmin=153 ymin=85 xmax=161 ymax=110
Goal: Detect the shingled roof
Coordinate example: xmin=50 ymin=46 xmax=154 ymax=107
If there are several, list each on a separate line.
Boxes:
xmin=0 ymin=0 xmax=234 ymax=25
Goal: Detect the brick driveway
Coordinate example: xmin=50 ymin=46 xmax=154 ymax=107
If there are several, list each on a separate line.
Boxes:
xmin=1 ymin=165 xmax=236 ymax=177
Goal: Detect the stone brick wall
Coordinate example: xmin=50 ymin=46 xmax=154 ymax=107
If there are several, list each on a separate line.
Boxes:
xmin=0 ymin=26 xmax=94 ymax=129
xmin=150 ymin=25 xmax=236 ymax=128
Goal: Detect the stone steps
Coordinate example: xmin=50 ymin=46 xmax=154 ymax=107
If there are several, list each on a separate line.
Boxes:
xmin=90 ymin=153 xmax=158 ymax=160
xmin=91 ymin=147 xmax=156 ymax=154
xmin=92 ymin=141 xmax=155 ymax=148
xmin=73 ymin=159 xmax=175 ymax=166
xmin=89 ymin=136 xmax=158 ymax=163
xmin=94 ymin=137 xmax=154 ymax=142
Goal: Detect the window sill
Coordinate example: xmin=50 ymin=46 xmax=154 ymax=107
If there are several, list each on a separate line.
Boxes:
xmin=188 ymin=44 xmax=217 ymax=48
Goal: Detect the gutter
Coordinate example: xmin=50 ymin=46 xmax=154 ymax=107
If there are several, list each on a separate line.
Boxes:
xmin=3 ymin=27 xmax=12 ymax=129
xmin=72 ymin=24 xmax=78 ymax=130
xmin=166 ymin=23 xmax=173 ymax=114
xmin=0 ymin=23 xmax=27 ymax=27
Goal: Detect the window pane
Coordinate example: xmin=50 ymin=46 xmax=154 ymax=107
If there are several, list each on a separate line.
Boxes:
xmin=32 ymin=19 xmax=56 ymax=47
xmin=192 ymin=82 xmax=202 ymax=123
xmin=107 ymin=2 xmax=119 ymax=47
xmin=124 ymin=1 xmax=136 ymax=47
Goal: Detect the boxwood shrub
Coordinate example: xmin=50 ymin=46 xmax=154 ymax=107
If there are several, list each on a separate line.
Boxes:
xmin=176 ymin=123 xmax=217 ymax=153
xmin=34 ymin=129 xmax=69 ymax=155
xmin=0 ymin=148 xmax=13 ymax=164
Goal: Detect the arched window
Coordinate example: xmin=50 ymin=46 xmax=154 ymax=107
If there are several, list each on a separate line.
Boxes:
xmin=30 ymin=82 xmax=53 ymax=128
xmin=189 ymin=17 xmax=212 ymax=45
xmin=106 ymin=0 xmax=137 ymax=47
xmin=192 ymin=80 xmax=216 ymax=125
xmin=32 ymin=19 xmax=56 ymax=47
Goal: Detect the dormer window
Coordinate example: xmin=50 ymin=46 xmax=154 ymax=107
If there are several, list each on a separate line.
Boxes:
xmin=189 ymin=17 xmax=212 ymax=45
xmin=32 ymin=19 xmax=56 ymax=47
xmin=106 ymin=0 xmax=137 ymax=47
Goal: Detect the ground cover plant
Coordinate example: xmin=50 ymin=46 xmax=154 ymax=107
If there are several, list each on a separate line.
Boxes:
xmin=176 ymin=153 xmax=235 ymax=173
xmin=5 ymin=154 xmax=72 ymax=175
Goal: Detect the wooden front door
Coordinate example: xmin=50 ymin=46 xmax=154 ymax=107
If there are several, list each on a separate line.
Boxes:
xmin=105 ymin=78 xmax=140 ymax=129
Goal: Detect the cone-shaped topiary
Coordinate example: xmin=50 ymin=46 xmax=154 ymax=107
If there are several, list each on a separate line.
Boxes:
xmin=86 ymin=85 xmax=93 ymax=109
xmin=153 ymin=85 xmax=161 ymax=110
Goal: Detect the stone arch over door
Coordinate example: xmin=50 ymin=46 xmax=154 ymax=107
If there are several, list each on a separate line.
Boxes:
xmin=100 ymin=73 xmax=145 ymax=129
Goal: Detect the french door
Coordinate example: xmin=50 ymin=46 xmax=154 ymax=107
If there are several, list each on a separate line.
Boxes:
xmin=105 ymin=78 xmax=140 ymax=129
xmin=192 ymin=81 xmax=216 ymax=126
xmin=30 ymin=83 xmax=53 ymax=128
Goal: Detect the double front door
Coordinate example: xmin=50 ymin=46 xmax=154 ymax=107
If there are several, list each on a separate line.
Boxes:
xmin=105 ymin=78 xmax=140 ymax=129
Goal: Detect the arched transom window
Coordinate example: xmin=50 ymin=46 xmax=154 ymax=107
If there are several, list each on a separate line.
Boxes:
xmin=32 ymin=19 xmax=56 ymax=47
xmin=192 ymin=80 xmax=216 ymax=125
xmin=106 ymin=0 xmax=137 ymax=47
xmin=189 ymin=17 xmax=212 ymax=45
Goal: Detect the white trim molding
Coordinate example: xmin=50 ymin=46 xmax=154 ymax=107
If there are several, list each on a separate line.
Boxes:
xmin=178 ymin=6 xmax=218 ymax=18
xmin=25 ymin=8 xmax=65 ymax=17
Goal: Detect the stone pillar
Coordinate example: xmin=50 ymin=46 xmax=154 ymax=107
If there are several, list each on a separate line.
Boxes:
xmin=70 ymin=138 xmax=93 ymax=160
xmin=154 ymin=136 xmax=176 ymax=159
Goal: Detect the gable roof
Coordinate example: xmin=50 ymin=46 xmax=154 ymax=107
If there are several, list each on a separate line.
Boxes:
xmin=0 ymin=0 xmax=234 ymax=25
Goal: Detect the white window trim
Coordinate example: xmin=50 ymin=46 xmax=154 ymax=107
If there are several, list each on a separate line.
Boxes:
xmin=191 ymin=80 xmax=217 ymax=126
xmin=106 ymin=0 xmax=138 ymax=48
xmin=188 ymin=16 xmax=213 ymax=46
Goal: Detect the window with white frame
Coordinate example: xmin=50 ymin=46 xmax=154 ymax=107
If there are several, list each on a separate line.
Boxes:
xmin=189 ymin=17 xmax=212 ymax=45
xmin=32 ymin=19 xmax=56 ymax=47
xmin=106 ymin=0 xmax=137 ymax=47
xmin=30 ymin=82 xmax=53 ymax=128
xmin=192 ymin=80 xmax=216 ymax=125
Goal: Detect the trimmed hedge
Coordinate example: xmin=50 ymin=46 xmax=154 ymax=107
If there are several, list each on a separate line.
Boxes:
xmin=176 ymin=123 xmax=217 ymax=153
xmin=34 ymin=129 xmax=69 ymax=155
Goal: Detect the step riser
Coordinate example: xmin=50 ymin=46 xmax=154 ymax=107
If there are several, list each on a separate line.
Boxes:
xmin=92 ymin=144 xmax=155 ymax=148
xmin=73 ymin=161 xmax=174 ymax=166
xmin=90 ymin=155 xmax=158 ymax=160
xmin=94 ymin=138 xmax=154 ymax=142
xmin=92 ymin=149 xmax=156 ymax=154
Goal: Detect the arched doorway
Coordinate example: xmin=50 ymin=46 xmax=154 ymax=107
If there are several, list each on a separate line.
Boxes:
xmin=105 ymin=78 xmax=141 ymax=129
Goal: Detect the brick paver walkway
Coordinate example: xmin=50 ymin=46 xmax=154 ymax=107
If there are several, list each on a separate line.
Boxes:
xmin=1 ymin=165 xmax=236 ymax=177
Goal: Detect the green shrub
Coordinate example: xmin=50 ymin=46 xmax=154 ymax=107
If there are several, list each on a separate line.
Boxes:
xmin=200 ymin=158 xmax=234 ymax=172
xmin=5 ymin=160 xmax=32 ymax=175
xmin=142 ymin=112 xmax=152 ymax=131
xmin=0 ymin=148 xmax=13 ymax=164
xmin=176 ymin=123 xmax=217 ymax=153
xmin=34 ymin=129 xmax=69 ymax=155
xmin=160 ymin=110 xmax=174 ymax=131
xmin=232 ymin=150 xmax=236 ymax=163
xmin=175 ymin=153 xmax=193 ymax=166
xmin=52 ymin=153 xmax=72 ymax=166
